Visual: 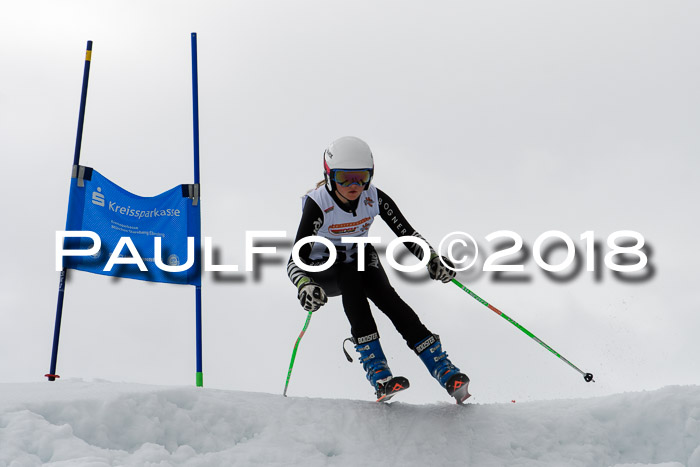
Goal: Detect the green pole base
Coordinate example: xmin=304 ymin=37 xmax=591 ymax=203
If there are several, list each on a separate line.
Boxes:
xmin=196 ymin=372 xmax=203 ymax=387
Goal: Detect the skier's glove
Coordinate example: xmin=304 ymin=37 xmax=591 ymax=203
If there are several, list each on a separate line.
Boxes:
xmin=428 ymin=253 xmax=457 ymax=283
xmin=297 ymin=277 xmax=328 ymax=312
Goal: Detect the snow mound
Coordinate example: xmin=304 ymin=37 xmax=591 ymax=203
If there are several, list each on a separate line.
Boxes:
xmin=1 ymin=381 xmax=699 ymax=466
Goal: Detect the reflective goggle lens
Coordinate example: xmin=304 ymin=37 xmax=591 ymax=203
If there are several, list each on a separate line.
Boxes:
xmin=333 ymin=170 xmax=372 ymax=187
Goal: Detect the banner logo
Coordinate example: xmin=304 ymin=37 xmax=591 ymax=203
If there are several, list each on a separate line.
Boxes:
xmin=91 ymin=187 xmax=105 ymax=207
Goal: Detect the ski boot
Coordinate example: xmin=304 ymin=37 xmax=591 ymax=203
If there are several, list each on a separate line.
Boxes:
xmin=414 ymin=334 xmax=471 ymax=404
xmin=351 ymin=333 xmax=410 ymax=402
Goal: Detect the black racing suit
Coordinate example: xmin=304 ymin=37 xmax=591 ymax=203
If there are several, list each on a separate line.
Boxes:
xmin=287 ymin=187 xmax=434 ymax=348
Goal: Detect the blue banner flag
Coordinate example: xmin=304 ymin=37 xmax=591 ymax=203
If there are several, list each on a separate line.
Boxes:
xmin=63 ymin=166 xmax=201 ymax=286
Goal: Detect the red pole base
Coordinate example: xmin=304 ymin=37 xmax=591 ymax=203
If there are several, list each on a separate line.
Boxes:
xmin=45 ymin=374 xmax=60 ymax=381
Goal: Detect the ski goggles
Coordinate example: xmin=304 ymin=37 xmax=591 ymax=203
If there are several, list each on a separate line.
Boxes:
xmin=332 ymin=169 xmax=373 ymax=187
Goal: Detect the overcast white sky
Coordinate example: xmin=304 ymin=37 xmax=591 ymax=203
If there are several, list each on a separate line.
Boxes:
xmin=1 ymin=0 xmax=699 ymax=404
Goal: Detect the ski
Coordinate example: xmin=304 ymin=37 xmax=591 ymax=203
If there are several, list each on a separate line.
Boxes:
xmin=446 ymin=373 xmax=471 ymax=404
xmin=376 ymin=376 xmax=410 ymax=403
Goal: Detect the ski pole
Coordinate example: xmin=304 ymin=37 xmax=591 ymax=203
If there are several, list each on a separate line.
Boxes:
xmin=283 ymin=310 xmax=313 ymax=397
xmin=451 ymin=278 xmax=594 ymax=382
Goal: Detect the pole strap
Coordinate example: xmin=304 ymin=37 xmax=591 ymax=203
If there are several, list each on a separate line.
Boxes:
xmin=71 ymin=165 xmax=93 ymax=187
xmin=181 ymin=183 xmax=200 ymax=206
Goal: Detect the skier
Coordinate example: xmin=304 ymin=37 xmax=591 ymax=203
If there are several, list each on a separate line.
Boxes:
xmin=287 ymin=136 xmax=471 ymax=403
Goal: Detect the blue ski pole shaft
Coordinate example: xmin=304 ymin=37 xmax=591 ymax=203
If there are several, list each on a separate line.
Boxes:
xmin=47 ymin=40 xmax=93 ymax=382
xmin=191 ymin=32 xmax=200 ymax=184
xmin=195 ymin=286 xmax=203 ymax=387
xmin=47 ymin=270 xmax=67 ymax=381
xmin=191 ymin=32 xmax=203 ymax=388
xmin=72 ymin=41 xmax=93 ymax=166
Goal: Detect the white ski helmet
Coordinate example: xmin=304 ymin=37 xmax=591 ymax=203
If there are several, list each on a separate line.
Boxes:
xmin=323 ymin=136 xmax=374 ymax=192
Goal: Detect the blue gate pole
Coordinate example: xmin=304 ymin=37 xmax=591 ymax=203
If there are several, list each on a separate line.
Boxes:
xmin=47 ymin=40 xmax=93 ymax=381
xmin=191 ymin=32 xmax=204 ymax=388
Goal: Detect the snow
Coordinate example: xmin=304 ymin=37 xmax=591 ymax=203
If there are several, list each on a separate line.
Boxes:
xmin=1 ymin=381 xmax=699 ymax=467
